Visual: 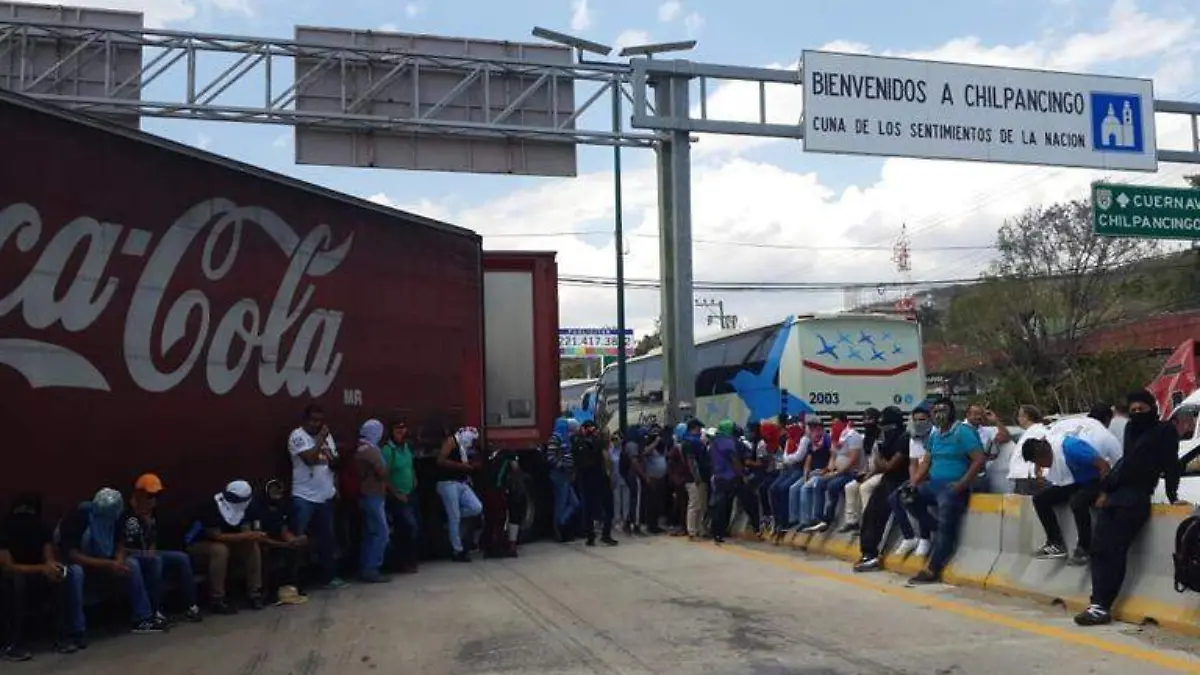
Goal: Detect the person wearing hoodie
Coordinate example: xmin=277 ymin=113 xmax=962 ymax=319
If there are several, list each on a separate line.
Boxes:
xmin=852 ymin=407 xmax=911 ymax=572
xmin=573 ymin=420 xmax=619 ymax=547
xmin=708 ymin=420 xmax=744 ymax=543
xmin=1076 ymin=390 xmax=1186 ymax=627
xmin=355 ymin=419 xmax=391 ymax=583
xmin=62 ymin=488 xmax=163 ymax=633
xmin=756 ymin=421 xmax=783 ymax=531
xmin=1 ymin=493 xmax=85 ymax=660
xmin=436 ymin=427 xmax=486 ymax=562
xmin=185 ymin=480 xmax=266 ymax=613
xmin=666 ymin=423 xmax=693 ymax=537
xmin=544 ymin=417 xmax=580 ymax=542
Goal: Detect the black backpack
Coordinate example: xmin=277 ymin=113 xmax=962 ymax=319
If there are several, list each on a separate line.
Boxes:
xmin=1172 ymin=515 xmax=1200 ymax=593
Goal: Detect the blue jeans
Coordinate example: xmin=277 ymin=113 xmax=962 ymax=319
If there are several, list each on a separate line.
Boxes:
xmin=889 ymin=482 xmax=928 ymax=540
xmin=821 ymin=473 xmax=856 ymax=523
xmin=550 ymin=468 xmax=580 ymax=527
xmin=292 ymin=497 xmax=337 ymax=584
xmin=770 ymin=469 xmax=804 ymax=526
xmin=911 ymin=482 xmax=970 ymax=575
xmin=360 ymin=495 xmax=388 ymax=578
xmin=107 ymin=557 xmax=154 ymax=622
xmin=130 ymin=550 xmax=196 ymax=610
xmin=436 ymin=481 xmax=483 ymax=553
xmin=798 ymin=475 xmax=828 ymax=525
xmin=387 ymin=496 xmax=420 ymax=567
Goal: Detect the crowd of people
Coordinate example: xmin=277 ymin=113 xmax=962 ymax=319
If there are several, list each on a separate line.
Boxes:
xmin=564 ymin=389 xmax=1191 ymax=629
xmin=0 ymin=404 xmax=532 ymax=662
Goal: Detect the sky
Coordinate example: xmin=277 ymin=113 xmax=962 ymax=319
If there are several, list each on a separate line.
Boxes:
xmin=16 ymin=0 xmax=1200 ymax=341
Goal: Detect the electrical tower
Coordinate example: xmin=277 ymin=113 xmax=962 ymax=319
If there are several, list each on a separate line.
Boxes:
xmin=892 ymin=223 xmax=916 ymax=318
xmin=696 ymin=298 xmax=738 ymax=330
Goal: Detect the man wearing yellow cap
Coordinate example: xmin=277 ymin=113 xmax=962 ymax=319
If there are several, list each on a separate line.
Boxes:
xmin=124 ymin=474 xmax=202 ymax=623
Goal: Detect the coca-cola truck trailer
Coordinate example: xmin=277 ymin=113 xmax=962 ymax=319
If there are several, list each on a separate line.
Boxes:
xmin=0 ymin=89 xmax=497 ymax=520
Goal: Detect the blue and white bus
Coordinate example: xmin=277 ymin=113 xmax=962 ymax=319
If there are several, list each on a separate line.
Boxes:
xmin=588 ymin=313 xmax=925 ymax=429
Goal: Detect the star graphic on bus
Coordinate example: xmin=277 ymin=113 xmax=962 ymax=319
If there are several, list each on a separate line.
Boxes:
xmin=816 ymin=335 xmax=839 ymax=360
xmin=847 ymin=346 xmax=865 ymax=361
xmin=837 ymin=331 xmax=853 ymax=344
xmin=892 ymin=343 xmax=903 ymax=355
xmin=859 ymin=330 xmax=875 ymax=346
xmin=729 ymin=315 xmax=814 ymax=423
xmin=870 ymin=347 xmax=886 ymax=362
xmin=881 ymin=331 xmax=893 ymax=342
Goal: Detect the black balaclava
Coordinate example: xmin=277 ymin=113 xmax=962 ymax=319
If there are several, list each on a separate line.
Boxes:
xmin=1126 ymin=389 xmax=1159 ymax=436
xmin=3 ymin=493 xmax=44 ymax=545
xmin=879 ymin=406 xmax=905 ymax=448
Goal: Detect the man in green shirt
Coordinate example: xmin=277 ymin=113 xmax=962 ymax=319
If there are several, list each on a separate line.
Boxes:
xmin=381 ymin=420 xmax=419 ymax=573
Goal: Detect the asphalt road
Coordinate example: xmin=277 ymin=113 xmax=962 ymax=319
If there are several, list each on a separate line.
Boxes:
xmin=20 ymin=535 xmax=1200 ymax=674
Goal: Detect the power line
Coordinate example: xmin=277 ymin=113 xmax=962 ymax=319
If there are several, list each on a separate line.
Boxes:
xmin=486 ymin=230 xmax=995 ymax=251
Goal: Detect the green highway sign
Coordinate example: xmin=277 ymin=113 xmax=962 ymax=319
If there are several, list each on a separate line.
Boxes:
xmin=1092 ymin=182 xmax=1200 ymax=240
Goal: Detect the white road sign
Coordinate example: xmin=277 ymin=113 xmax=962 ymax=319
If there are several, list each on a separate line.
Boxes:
xmin=801 ymin=50 xmax=1157 ymax=172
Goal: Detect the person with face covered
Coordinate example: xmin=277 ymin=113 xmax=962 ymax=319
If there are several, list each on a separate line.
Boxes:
xmin=436 ymin=427 xmax=485 ymax=562
xmin=185 ymin=480 xmax=266 ymax=613
xmin=573 ymin=420 xmax=619 ymax=547
xmin=853 ymin=407 xmax=911 ymax=572
xmin=258 ymin=479 xmax=308 ymax=605
xmin=769 ymin=419 xmax=807 ymax=539
xmin=888 ymin=404 xmax=935 ymax=558
xmin=904 ymin=397 xmax=987 ymax=585
xmin=708 ymin=420 xmax=745 ymax=543
xmin=1 ymin=493 xmax=85 ymax=659
xmin=544 ymin=417 xmax=580 ymax=542
xmin=1076 ymin=390 xmax=1186 ymax=627
xmin=792 ymin=416 xmax=833 ymax=533
xmin=355 ymin=419 xmax=391 ymax=583
xmin=63 ymin=488 xmax=163 ymax=633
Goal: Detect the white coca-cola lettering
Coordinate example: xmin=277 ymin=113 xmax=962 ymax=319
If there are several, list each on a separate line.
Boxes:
xmin=0 ymin=199 xmax=353 ymax=397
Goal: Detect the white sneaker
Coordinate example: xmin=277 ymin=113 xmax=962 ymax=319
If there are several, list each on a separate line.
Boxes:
xmin=893 ymin=538 xmax=918 ymax=556
xmin=915 ymin=539 xmax=932 ymax=557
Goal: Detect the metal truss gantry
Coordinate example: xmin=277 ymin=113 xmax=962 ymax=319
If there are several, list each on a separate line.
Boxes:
xmin=4 ymin=16 xmax=1200 ymax=424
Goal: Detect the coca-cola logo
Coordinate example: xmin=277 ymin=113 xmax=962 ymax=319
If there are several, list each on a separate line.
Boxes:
xmin=0 ymin=198 xmax=352 ymax=397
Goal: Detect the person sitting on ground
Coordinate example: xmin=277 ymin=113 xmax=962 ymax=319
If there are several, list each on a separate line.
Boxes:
xmin=62 ymin=487 xmax=163 ymax=634
xmin=185 ymin=480 xmax=266 ymax=614
xmin=123 ymin=474 xmax=202 ymax=624
xmin=258 ymin=479 xmax=308 ymax=605
xmin=1 ymin=493 xmax=85 ymax=660
xmin=905 ymin=397 xmax=987 ymax=585
xmin=1021 ymin=426 xmax=1112 ymax=565
xmin=355 ymin=419 xmax=391 ymax=583
xmin=804 ymin=416 xmax=865 ymax=533
xmin=1077 ymin=390 xmax=1186 ymax=627
xmin=853 ymin=406 xmax=912 ymax=572
xmin=436 ymin=427 xmax=484 ymax=562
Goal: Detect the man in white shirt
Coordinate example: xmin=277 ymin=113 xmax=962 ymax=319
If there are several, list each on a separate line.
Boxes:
xmin=804 ymin=419 xmax=864 ymax=533
xmin=287 ymin=405 xmax=346 ymax=589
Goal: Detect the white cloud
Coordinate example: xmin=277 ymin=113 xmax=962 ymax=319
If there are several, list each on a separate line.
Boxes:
xmin=614 ymin=29 xmax=653 ymax=52
xmin=405 ymin=2 xmax=424 ymax=18
xmin=683 ymin=11 xmax=704 ymax=36
xmin=7 ymin=0 xmax=255 ymax=27
xmin=570 ymin=0 xmax=593 ymax=32
xmin=658 ymin=0 xmax=682 ymax=22
xmin=369 ymin=0 xmax=1200 ymax=338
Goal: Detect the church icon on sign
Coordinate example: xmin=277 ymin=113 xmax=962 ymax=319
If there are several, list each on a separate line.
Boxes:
xmin=1090 ymin=92 xmax=1145 ymax=154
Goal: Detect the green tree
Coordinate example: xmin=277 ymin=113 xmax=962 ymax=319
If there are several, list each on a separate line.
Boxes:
xmin=633 ymin=318 xmax=662 ymax=357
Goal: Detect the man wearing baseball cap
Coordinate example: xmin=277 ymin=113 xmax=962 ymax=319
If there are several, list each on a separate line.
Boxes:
xmin=124 ymin=474 xmax=202 ymax=624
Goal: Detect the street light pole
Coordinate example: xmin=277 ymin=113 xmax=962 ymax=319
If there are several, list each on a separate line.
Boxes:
xmin=612 ymin=79 xmax=629 ymax=433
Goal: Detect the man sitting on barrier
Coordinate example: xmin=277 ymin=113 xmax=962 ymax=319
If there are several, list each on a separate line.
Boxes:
xmin=853 ymin=406 xmax=911 ymax=573
xmin=1021 ymin=426 xmax=1112 ymax=566
xmin=1076 ymin=390 xmax=1185 ymax=627
xmin=904 ymin=397 xmax=987 ymax=585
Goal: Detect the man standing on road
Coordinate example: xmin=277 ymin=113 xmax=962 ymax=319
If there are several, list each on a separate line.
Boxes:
xmin=287 ymin=405 xmax=345 ymax=589
xmin=708 ymin=420 xmax=744 ymax=544
xmin=1077 ymin=390 xmax=1186 ymax=626
xmin=574 ymin=421 xmax=618 ymax=547
xmin=682 ymin=418 xmax=710 ymax=540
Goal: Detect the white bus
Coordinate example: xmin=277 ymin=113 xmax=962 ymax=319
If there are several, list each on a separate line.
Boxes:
xmin=590 ymin=313 xmax=926 ymax=429
xmin=559 ymin=378 xmax=598 ymax=421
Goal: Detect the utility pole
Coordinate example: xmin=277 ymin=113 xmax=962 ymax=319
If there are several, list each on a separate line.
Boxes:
xmin=696 ymin=298 xmax=738 ymax=331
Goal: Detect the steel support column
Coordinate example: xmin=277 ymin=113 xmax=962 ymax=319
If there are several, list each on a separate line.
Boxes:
xmin=654 ymin=73 xmax=695 ymax=427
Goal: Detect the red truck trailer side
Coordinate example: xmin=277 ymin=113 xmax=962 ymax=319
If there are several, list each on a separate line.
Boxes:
xmin=0 ymin=90 xmax=485 ymax=519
